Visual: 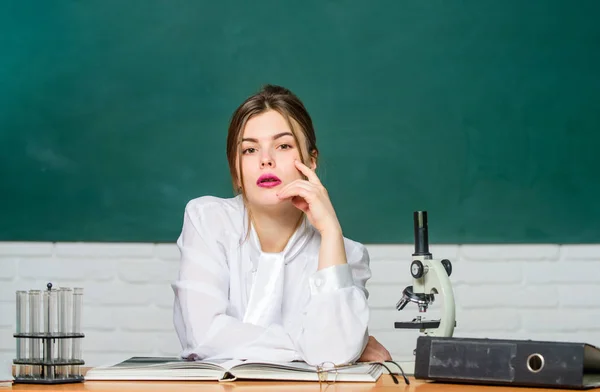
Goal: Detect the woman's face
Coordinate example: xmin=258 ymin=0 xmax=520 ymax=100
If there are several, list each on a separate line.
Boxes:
xmin=237 ymin=110 xmax=315 ymax=209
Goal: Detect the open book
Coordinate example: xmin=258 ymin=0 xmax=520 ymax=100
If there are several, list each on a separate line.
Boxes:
xmin=85 ymin=357 xmax=385 ymax=382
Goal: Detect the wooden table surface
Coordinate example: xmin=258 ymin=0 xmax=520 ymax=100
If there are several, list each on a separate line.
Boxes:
xmin=7 ymin=375 xmax=580 ymax=391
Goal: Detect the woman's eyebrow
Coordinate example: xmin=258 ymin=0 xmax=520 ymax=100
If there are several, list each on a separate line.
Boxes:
xmin=242 ymin=132 xmax=293 ymax=143
xmin=272 ymin=132 xmax=294 ymax=140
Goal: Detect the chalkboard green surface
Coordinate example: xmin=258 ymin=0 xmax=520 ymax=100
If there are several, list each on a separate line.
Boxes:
xmin=2 ymin=1 xmax=599 ymax=243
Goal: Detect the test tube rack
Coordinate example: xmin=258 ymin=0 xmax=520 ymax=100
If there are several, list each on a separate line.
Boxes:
xmin=13 ymin=283 xmax=85 ymax=384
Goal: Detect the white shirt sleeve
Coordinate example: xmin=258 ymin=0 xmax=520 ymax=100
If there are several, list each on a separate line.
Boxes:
xmin=171 ymin=200 xmax=298 ymax=362
xmin=292 ymin=243 xmax=371 ymax=366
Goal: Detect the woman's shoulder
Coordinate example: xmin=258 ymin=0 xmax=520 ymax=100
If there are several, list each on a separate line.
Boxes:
xmin=184 ymin=194 xmax=245 ymax=227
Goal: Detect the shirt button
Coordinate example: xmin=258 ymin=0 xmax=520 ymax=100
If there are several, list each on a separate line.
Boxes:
xmin=315 ymin=278 xmax=323 ymax=287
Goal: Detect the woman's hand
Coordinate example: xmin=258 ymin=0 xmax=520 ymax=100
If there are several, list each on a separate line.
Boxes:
xmin=358 ymin=336 xmax=392 ymax=362
xmin=277 ymin=160 xmax=341 ymax=236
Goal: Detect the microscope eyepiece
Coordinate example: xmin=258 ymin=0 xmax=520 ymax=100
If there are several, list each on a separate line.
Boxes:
xmin=413 ymin=211 xmax=433 ymax=259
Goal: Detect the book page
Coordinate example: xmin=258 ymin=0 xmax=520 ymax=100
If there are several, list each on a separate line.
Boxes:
xmin=218 ymin=359 xmax=245 ymax=371
xmin=229 ymin=361 xmax=383 ymax=382
xmin=105 ymin=357 xmax=226 ymax=370
xmin=232 ymin=361 xmax=317 ymax=371
xmin=85 ymin=357 xmax=238 ymax=381
xmin=232 ymin=360 xmax=377 ymax=373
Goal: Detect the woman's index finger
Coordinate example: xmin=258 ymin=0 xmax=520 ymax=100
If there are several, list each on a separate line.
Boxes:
xmin=294 ymin=160 xmax=321 ymax=185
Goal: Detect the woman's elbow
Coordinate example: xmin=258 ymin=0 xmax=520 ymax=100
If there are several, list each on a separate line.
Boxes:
xmin=301 ymin=330 xmax=369 ymax=366
xmin=300 ymin=309 xmax=369 ymax=365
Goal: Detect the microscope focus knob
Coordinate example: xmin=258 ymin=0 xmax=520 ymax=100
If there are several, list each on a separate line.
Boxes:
xmin=411 ymin=260 xmax=425 ymax=278
xmin=441 ymin=259 xmax=452 ymax=276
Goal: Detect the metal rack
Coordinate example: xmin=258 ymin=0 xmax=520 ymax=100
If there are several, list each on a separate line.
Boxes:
xmin=13 ymin=283 xmax=85 ymax=384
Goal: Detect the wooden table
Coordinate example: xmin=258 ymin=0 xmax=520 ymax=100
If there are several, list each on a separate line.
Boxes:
xmin=8 ymin=376 xmax=581 ymax=391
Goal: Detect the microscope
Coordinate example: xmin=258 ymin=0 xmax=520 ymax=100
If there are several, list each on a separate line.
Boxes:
xmin=395 ymin=211 xmax=456 ymax=337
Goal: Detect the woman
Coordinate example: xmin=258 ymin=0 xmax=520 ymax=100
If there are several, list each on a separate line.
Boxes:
xmin=172 ymin=84 xmax=391 ymax=366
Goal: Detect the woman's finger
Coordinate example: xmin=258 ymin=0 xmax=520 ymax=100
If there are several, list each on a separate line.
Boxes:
xmin=291 ymin=196 xmax=309 ymax=212
xmin=294 ymin=160 xmax=322 ymax=185
xmin=278 ymin=181 xmax=316 ymax=199
xmin=277 ymin=185 xmax=310 ymax=200
xmin=278 ymin=179 xmax=313 ymax=196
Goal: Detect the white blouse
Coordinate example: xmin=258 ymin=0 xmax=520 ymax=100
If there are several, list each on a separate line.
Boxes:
xmin=171 ymin=195 xmax=371 ymax=366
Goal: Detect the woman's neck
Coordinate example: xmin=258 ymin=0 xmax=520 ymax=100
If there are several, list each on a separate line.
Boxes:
xmin=250 ymin=204 xmax=304 ymax=253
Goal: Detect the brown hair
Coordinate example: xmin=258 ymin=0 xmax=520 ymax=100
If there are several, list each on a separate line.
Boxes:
xmin=226 ymin=84 xmax=319 ymax=196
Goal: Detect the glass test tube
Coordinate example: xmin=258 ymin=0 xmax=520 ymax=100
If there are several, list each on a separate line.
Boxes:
xmin=28 ymin=290 xmax=41 ymax=378
xmin=43 ymin=289 xmax=57 ymax=379
xmin=58 ymin=288 xmax=73 ymax=378
xmin=16 ymin=291 xmax=28 ymax=377
xmin=71 ymin=288 xmax=83 ymax=376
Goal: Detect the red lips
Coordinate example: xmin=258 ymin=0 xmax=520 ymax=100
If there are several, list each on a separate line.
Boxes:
xmin=257 ymin=174 xmax=282 ymax=188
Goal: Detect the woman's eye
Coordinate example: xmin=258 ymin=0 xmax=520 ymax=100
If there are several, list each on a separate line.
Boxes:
xmin=242 ymin=148 xmax=256 ymax=154
xmin=279 ymin=144 xmax=292 ymax=150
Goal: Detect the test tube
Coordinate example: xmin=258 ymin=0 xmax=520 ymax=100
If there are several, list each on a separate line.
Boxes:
xmin=58 ymin=288 xmax=73 ymax=378
xmin=56 ymin=288 xmax=63 ymax=377
xmin=16 ymin=291 xmax=28 ymax=377
xmin=43 ymin=288 xmax=57 ymax=379
xmin=71 ymin=288 xmax=83 ymax=376
xmin=28 ymin=290 xmax=41 ymax=378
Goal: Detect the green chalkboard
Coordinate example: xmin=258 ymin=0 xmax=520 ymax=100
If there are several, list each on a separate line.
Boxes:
xmin=2 ymin=1 xmax=599 ymax=243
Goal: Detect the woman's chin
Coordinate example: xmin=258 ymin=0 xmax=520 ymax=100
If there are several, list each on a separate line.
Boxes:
xmin=247 ymin=192 xmax=287 ymax=208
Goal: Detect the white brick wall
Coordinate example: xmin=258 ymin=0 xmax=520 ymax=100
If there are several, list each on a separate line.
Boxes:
xmin=1 ymin=242 xmax=599 ymax=368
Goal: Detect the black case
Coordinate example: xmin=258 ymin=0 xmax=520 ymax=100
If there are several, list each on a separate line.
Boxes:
xmin=414 ymin=336 xmax=600 ymax=389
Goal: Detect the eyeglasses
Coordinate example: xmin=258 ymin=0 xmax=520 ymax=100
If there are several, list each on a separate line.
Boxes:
xmin=315 ymin=360 xmax=410 ymax=386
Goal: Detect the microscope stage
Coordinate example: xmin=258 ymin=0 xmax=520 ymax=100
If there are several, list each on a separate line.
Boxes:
xmin=395 ymin=320 xmax=441 ymax=329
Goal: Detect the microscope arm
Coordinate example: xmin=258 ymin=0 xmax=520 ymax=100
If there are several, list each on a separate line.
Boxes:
xmin=423 ymin=260 xmax=456 ymax=337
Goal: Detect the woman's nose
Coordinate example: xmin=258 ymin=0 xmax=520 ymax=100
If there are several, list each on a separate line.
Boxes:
xmin=260 ymin=157 xmax=274 ymax=168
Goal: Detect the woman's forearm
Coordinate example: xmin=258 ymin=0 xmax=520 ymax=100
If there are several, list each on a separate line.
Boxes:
xmin=318 ymin=228 xmax=347 ymax=270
